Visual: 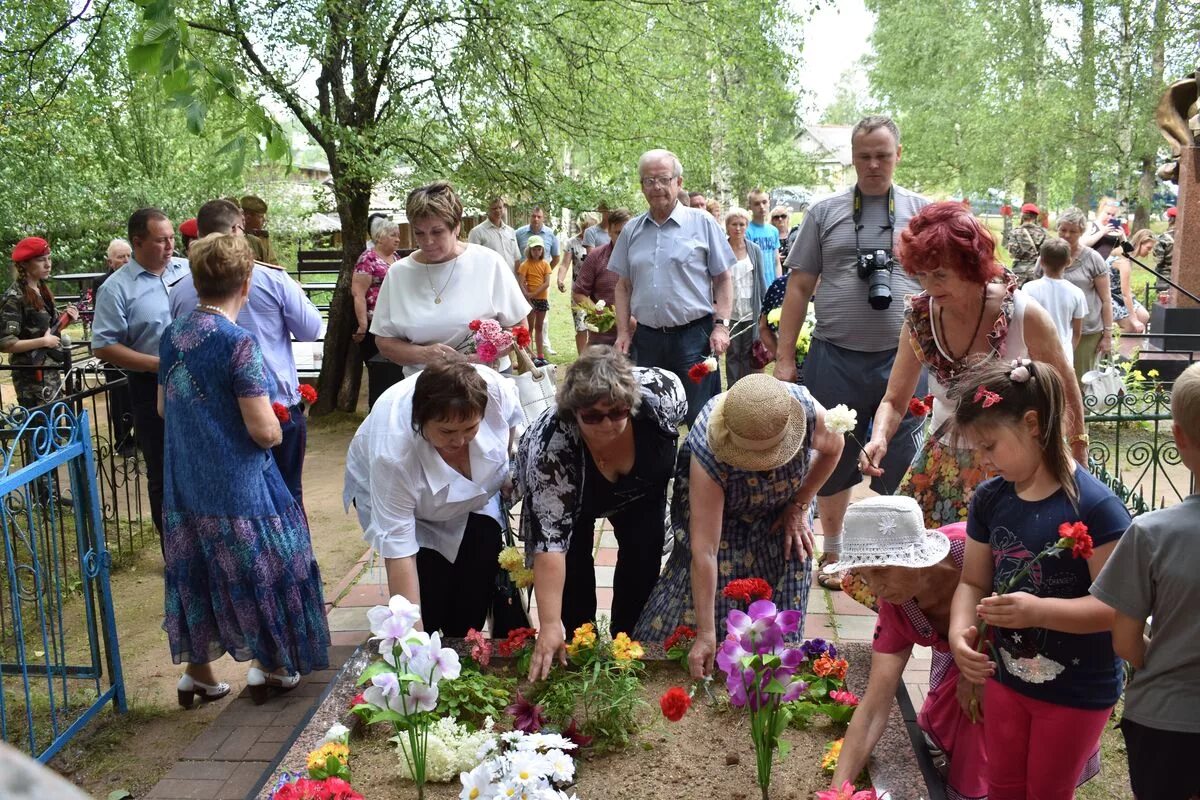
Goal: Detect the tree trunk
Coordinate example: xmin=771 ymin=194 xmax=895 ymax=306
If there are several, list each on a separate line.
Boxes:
xmin=313 ymin=171 xmax=372 ymax=414
xmin=1023 ymin=180 xmax=1038 ymax=206
xmin=1072 ymin=0 xmax=1097 ymax=209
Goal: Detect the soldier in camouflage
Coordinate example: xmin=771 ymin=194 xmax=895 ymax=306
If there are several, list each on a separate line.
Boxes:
xmin=0 ymin=238 xmax=78 ymax=409
xmin=1001 ymin=202 xmax=1048 ymax=285
xmin=240 ymin=195 xmax=280 ymax=266
xmin=1153 ymin=207 xmax=1176 ymax=290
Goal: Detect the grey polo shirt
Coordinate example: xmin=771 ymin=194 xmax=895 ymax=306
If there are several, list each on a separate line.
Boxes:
xmin=91 ymin=256 xmax=191 ymax=360
xmin=608 ymin=202 xmax=736 ymax=329
xmin=785 ymin=185 xmax=928 ymax=352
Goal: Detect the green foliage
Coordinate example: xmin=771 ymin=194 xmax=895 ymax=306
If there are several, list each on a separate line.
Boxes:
xmin=434 ymin=664 xmax=514 ymax=730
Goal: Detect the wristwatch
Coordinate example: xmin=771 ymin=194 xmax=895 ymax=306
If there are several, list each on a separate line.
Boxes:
xmin=715 ymin=318 xmax=732 ymax=328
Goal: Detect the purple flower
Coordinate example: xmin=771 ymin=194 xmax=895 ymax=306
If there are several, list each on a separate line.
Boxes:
xmin=801 ymin=638 xmax=836 ymax=661
xmin=505 ymin=691 xmax=545 ymax=733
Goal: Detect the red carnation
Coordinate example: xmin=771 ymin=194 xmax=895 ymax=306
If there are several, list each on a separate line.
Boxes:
xmin=349 ymin=692 xmax=366 ymax=709
xmin=923 ymin=393 xmax=933 ymax=408
xmin=659 ymin=686 xmax=692 ymax=721
xmin=664 ymin=624 xmax=696 ymax=652
xmin=908 ymin=397 xmax=929 ymax=417
xmin=512 ymin=325 xmax=532 ymax=348
xmin=722 ymin=577 xmax=773 ymax=604
xmin=468 ymin=319 xmax=482 ymax=332
xmin=1057 ymin=521 xmax=1094 ymax=559
xmin=687 ymin=363 xmax=708 ymax=384
xmin=298 ymin=384 xmax=318 ymax=404
xmin=272 ymin=402 xmax=291 ymax=423
xmin=497 ymin=626 xmax=538 ymax=657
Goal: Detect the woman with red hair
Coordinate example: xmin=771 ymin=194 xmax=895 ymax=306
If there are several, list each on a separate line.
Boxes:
xmin=858 ymin=201 xmax=1087 ymax=527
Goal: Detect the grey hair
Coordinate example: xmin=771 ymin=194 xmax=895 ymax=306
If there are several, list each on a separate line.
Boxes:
xmin=1057 ymin=207 xmax=1088 ymax=231
xmin=638 ymin=148 xmax=683 ymax=179
xmin=370 ymin=217 xmax=399 ymax=241
xmin=851 ymin=115 xmax=901 ymax=146
xmin=556 ymin=346 xmax=644 ymax=417
xmin=106 ymin=238 xmax=131 ymax=258
xmin=724 ymin=207 xmax=751 ymax=225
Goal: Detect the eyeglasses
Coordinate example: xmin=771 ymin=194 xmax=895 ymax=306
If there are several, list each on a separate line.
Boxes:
xmin=771 ymin=214 xmax=788 ymax=220
xmin=577 ymin=407 xmax=631 ymax=425
xmin=640 ymin=176 xmax=677 ymax=189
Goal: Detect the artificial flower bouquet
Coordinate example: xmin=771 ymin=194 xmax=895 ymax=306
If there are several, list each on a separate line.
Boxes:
xmin=572 ymin=297 xmax=616 ymax=333
xmin=467 ymin=318 xmax=534 ymax=369
xmin=459 ymin=729 xmax=581 ymax=800
xmin=269 ymin=723 xmax=363 ymax=799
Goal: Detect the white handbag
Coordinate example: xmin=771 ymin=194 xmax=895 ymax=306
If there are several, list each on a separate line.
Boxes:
xmin=507 ymin=347 xmax=558 ymax=426
xmin=1081 ymin=361 xmax=1124 ymax=410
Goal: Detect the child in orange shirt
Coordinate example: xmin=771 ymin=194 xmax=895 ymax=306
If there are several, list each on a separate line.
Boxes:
xmin=517 ymin=236 xmax=553 ymax=364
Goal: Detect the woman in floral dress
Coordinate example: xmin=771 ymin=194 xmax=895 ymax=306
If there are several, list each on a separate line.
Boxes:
xmin=634 ymin=374 xmax=844 ymax=679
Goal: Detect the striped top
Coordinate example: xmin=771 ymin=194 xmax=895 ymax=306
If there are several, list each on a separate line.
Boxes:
xmin=784 ymin=185 xmax=928 ymax=352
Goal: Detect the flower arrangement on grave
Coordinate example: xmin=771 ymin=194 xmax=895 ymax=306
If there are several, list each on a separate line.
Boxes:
xmin=663 ymin=624 xmax=697 ymax=670
xmin=572 ymin=297 xmax=616 ymax=333
xmin=496 ymin=626 xmax=538 ymax=676
xmin=269 ymin=724 xmax=363 ymax=799
xmin=816 ymin=781 xmax=888 ymax=800
xmin=531 ymin=619 xmax=646 ymax=751
xmin=715 ymin=579 xmax=809 ymax=800
xmin=433 ymin=629 xmax=514 ymax=730
xmin=458 ymin=730 xmax=581 ymax=800
xmin=350 ymin=594 xmax=461 ymax=799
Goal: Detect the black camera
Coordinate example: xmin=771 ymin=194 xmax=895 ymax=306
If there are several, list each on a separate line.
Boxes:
xmin=856 ymin=249 xmax=895 ymax=310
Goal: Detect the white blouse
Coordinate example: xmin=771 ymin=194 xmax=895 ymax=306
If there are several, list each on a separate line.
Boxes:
xmin=343 ymin=365 xmax=524 ymax=560
xmin=369 ymin=243 xmax=532 ymax=374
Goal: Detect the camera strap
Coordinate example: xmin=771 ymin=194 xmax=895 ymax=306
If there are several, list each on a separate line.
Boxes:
xmin=852 ymin=185 xmax=895 ymax=256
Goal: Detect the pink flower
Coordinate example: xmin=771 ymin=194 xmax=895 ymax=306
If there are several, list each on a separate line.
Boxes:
xmin=476 ymin=341 xmax=498 ymax=363
xmin=465 ymin=628 xmax=491 ymax=667
xmin=816 ymin=781 xmax=885 ymax=800
xmin=830 ymin=689 xmax=860 ymax=706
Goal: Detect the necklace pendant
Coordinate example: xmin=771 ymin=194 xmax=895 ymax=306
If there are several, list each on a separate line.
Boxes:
xmin=434 ymin=297 xmax=442 ymax=304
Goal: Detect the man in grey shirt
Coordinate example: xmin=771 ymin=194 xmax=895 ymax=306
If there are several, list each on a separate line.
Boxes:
xmin=610 ymin=148 xmax=736 ymax=425
xmin=773 ymin=116 xmax=929 ymax=581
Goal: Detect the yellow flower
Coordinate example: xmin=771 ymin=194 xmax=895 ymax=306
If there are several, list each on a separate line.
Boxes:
xmin=767 ymin=308 xmax=782 ymax=326
xmin=1148 ymin=369 xmax=1160 ymax=379
xmin=612 ymin=632 xmax=644 ymax=662
xmin=498 ymin=546 xmax=525 ymax=572
xmin=567 ymin=623 xmax=597 ymax=657
xmin=512 ymin=567 xmax=535 ymax=588
xmin=821 ymin=738 xmax=843 ymax=772
xmin=306 ymin=742 xmax=349 ymax=771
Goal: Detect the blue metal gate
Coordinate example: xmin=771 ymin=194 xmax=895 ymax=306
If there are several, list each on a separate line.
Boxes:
xmin=0 ymin=402 xmax=126 ymax=762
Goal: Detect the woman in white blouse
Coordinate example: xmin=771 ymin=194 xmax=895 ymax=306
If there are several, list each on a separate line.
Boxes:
xmin=343 ymin=362 xmax=524 ymax=634
xmin=371 ymin=182 xmax=531 ymax=376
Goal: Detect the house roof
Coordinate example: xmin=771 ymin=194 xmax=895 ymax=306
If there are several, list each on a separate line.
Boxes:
xmin=797 ymin=124 xmax=854 ymax=166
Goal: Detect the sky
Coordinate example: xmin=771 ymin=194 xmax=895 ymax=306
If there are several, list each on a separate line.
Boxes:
xmin=794 ymin=0 xmax=875 ymax=118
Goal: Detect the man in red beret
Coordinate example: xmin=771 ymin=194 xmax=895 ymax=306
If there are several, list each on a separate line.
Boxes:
xmin=1001 ymin=201 xmax=1047 ymax=285
xmin=179 ymin=218 xmax=199 ymax=254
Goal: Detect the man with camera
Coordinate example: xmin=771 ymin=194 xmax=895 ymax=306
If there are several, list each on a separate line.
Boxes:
xmin=772 ymin=116 xmax=928 ymax=587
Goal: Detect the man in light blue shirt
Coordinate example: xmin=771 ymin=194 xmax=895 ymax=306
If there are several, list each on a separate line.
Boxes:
xmin=170 ymin=199 xmax=322 ymax=505
xmin=746 ymin=188 xmax=781 ymax=287
xmin=92 ymin=207 xmax=190 ymax=544
xmin=515 ymin=207 xmax=561 ymax=270
xmin=610 ymin=148 xmax=736 ymax=425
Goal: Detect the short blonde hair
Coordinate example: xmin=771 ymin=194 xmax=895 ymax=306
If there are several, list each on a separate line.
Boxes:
xmin=406 ymin=181 xmax=463 ymax=231
xmin=1173 ymin=363 xmax=1200 ymax=443
xmin=189 ymin=234 xmax=254 ymax=298
xmin=724 ymin=207 xmax=750 ymax=225
xmin=770 ymin=205 xmax=791 ymax=221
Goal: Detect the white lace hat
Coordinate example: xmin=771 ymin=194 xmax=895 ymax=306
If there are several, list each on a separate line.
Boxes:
xmin=821 ymin=495 xmax=951 ymax=573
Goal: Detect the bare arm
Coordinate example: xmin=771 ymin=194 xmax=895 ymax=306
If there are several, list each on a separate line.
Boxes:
xmin=528 ymin=552 xmax=568 ymax=681
xmin=384 ymin=556 xmax=421 ymax=611
xmin=238 ymin=395 xmax=283 ymax=448
xmin=94 ymin=343 xmax=158 ymax=373
xmin=614 ymin=276 xmax=634 ymax=354
xmin=1111 ymin=610 xmax=1148 ymax=669
xmin=862 ymin=324 xmax=924 ymax=475
xmin=773 ymin=271 xmax=818 ymax=382
xmin=1080 ymin=223 xmax=1107 ymax=249
xmin=951 ymin=538 xmax=995 ymax=685
xmin=978 ymin=541 xmax=1119 ymax=634
xmin=1022 ymin=302 xmax=1088 ymax=463
xmin=758 ymin=315 xmax=777 ymax=357
xmin=1071 ymin=318 xmax=1082 ymax=349
xmin=711 ymin=269 xmax=733 ymax=320
xmin=1094 ymin=272 xmax=1114 ymax=336
xmin=687 ymin=459 xmax=725 ymax=679
xmin=831 ymin=648 xmax=910 ymax=786
xmin=375 ymin=336 xmax=465 ymax=367
xmin=0 ymin=332 xmax=60 ymax=354
xmin=351 ymin=273 xmax=372 ymax=334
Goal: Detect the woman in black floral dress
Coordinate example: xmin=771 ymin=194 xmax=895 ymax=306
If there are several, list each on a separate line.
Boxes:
xmin=515 ymin=346 xmax=685 ymax=680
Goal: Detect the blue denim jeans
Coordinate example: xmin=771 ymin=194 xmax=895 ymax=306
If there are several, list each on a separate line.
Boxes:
xmin=632 ymin=315 xmax=718 ymax=427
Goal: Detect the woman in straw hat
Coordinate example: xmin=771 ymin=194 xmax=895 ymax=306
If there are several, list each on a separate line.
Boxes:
xmin=633 ymin=373 xmax=844 ymax=676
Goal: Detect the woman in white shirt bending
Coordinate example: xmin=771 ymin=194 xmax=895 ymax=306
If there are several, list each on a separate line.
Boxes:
xmin=343 ymin=362 xmax=524 ymax=634
xmin=371 ymin=182 xmax=531 ymax=376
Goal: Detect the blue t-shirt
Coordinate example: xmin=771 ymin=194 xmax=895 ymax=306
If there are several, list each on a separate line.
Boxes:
xmin=966 ymin=465 xmax=1130 ymax=709
xmin=746 ymin=221 xmax=780 ymax=287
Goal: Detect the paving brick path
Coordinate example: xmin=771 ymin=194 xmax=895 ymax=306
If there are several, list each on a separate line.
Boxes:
xmin=145 ymin=514 xmax=929 ymax=799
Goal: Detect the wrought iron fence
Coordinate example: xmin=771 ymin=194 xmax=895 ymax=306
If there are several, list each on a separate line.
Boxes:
xmin=1084 ymin=386 xmax=1192 ymax=515
xmin=0 ymin=401 xmax=126 ymax=762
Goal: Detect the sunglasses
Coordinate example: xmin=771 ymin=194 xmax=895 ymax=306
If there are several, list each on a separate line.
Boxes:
xmin=577 ymin=407 xmax=631 ymax=425
xmin=771 ymin=214 xmax=788 ymax=220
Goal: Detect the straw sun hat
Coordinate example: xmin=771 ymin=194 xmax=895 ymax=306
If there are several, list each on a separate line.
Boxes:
xmin=707 ymin=374 xmax=807 ymax=471
xmin=822 ymin=496 xmax=951 ymax=573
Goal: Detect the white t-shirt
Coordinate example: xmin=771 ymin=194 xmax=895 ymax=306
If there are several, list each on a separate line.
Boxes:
xmin=343 ymin=365 xmax=524 ymax=561
xmin=731 ymin=256 xmax=756 ymax=321
xmin=1023 ymin=277 xmax=1086 ymax=365
xmin=370 ymin=243 xmax=532 ymax=373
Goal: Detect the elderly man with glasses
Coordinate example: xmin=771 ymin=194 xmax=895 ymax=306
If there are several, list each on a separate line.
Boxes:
xmin=610 ymin=149 xmax=736 ymax=425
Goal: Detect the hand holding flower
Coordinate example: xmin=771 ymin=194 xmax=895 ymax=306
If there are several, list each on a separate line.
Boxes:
xmin=977 ymin=590 xmax=1044 ymax=630
xmin=950 ymin=624 xmax=994 ymax=685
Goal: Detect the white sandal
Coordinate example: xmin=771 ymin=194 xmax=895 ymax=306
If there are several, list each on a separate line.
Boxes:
xmin=177 ymin=673 xmax=231 ymax=708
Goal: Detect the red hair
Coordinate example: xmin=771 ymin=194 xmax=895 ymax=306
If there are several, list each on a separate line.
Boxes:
xmin=897 ymin=201 xmax=1002 ymax=284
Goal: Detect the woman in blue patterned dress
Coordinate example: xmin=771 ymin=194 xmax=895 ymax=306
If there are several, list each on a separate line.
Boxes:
xmin=633 ymin=374 xmax=844 ymax=679
xmin=160 ymin=234 xmax=329 ymax=708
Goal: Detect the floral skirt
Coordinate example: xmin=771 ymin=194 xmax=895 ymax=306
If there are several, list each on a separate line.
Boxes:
xmin=898 ymin=437 xmax=996 ymax=529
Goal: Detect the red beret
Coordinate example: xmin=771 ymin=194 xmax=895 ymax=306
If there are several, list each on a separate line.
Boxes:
xmin=1020 ymin=203 xmax=1040 ymax=215
xmin=179 ymin=218 xmax=199 ymax=239
xmin=1167 ymin=207 xmax=1177 ymax=219
xmin=11 ymin=237 xmax=50 ymax=263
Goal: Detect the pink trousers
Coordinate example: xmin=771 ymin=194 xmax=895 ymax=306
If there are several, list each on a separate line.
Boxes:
xmin=983 ymin=679 xmax=1112 ymax=800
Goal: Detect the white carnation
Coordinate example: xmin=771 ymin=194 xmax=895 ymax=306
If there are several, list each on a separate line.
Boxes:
xmin=702 ymin=356 xmax=718 ymax=372
xmin=594 ymin=299 xmax=606 ymax=310
xmin=322 ymin=722 xmax=350 ymax=744
xmin=824 ymin=404 xmax=858 ymax=435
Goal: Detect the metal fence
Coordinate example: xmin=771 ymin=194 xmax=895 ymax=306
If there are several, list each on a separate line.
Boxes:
xmin=0 ymin=401 xmax=126 ymax=762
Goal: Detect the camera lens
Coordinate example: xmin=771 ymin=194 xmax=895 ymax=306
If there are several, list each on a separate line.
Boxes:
xmin=867 ymin=271 xmax=892 ymax=310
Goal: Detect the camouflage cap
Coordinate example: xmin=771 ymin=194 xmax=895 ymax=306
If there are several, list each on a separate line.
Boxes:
xmin=240 ymin=195 xmax=268 ymax=214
